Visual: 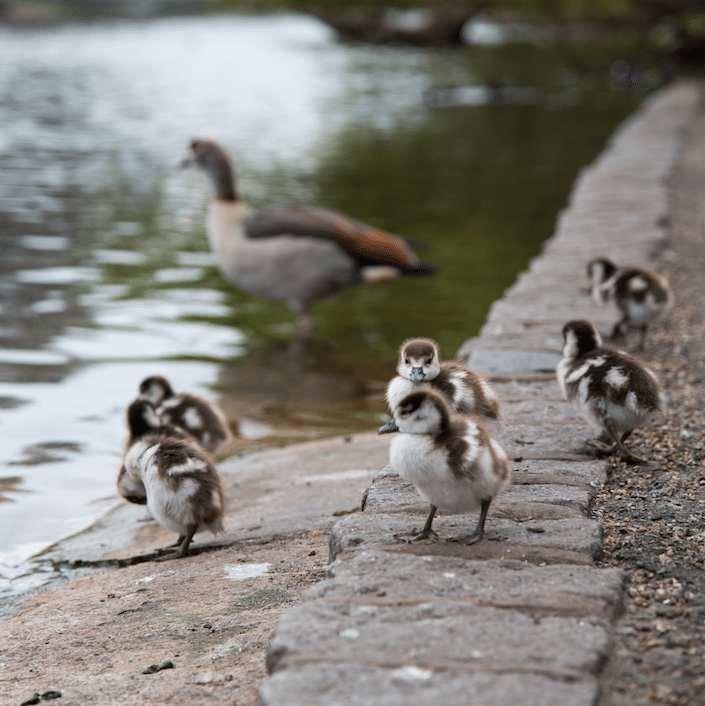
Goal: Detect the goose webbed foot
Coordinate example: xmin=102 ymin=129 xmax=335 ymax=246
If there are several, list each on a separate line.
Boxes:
xmin=154 ymin=549 xmax=184 ymax=561
xmin=602 ymin=418 xmax=645 ymax=465
xmin=447 ymin=530 xmax=484 ymax=546
xmin=618 ymin=449 xmax=647 ymax=465
xmin=587 ymin=438 xmax=616 ymax=454
xmin=393 ymin=527 xmax=438 ymax=544
xmin=154 ymin=525 xmax=197 ymax=560
xmin=394 ymin=504 xmax=437 ymax=543
xmin=155 ymin=535 xmax=185 ymax=554
xmin=448 ymin=498 xmax=491 ymax=546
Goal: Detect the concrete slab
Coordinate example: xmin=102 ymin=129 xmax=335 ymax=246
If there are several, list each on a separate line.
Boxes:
xmin=265 ymin=600 xmax=612 ymax=678
xmin=467 ymin=348 xmax=562 ymax=375
xmin=501 ymin=483 xmax=594 ymax=512
xmin=501 ymin=397 xmax=584 ymax=424
xmin=511 ymin=459 xmax=608 ymax=489
xmin=258 ymin=663 xmax=600 ymax=706
xmin=329 ymin=513 xmax=602 ymax=563
xmin=463 ymin=325 xmax=565 ymax=349
xmin=492 ymin=378 xmax=565 ymax=401
xmin=500 ymin=421 xmax=595 ymax=459
xmin=309 ymin=550 xmax=625 ymax=620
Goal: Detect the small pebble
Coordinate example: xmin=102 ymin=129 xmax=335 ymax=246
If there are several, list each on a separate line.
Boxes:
xmin=20 ymin=695 xmax=41 ymax=706
xmin=41 ymin=693 xmax=62 ymax=701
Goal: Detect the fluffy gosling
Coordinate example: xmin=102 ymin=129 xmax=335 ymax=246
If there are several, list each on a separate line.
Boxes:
xmin=556 ymin=319 xmax=664 ymax=465
xmin=138 ymin=375 xmax=231 ymax=454
xmin=587 ymin=256 xmax=673 ymax=350
xmin=381 ymin=337 xmax=502 ymax=434
xmin=118 ymin=399 xmax=225 ymax=558
xmin=388 ymin=389 xmax=510 ymax=544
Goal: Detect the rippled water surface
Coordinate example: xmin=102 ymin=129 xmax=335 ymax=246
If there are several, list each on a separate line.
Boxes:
xmin=0 ymin=13 xmax=646 ymax=593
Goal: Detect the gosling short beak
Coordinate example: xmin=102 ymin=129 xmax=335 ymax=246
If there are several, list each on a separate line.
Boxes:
xmin=378 ymin=419 xmax=399 ymax=434
xmin=409 ymin=367 xmax=425 ymax=382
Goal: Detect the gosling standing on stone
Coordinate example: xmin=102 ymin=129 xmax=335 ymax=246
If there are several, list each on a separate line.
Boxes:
xmin=388 ymin=389 xmax=510 ymax=544
xmin=587 ymin=256 xmax=673 ymax=349
xmin=380 ymin=337 xmax=502 ymax=434
xmin=179 ymin=139 xmax=436 ymax=338
xmin=556 ymin=319 xmax=664 ymax=465
xmin=118 ymin=399 xmax=225 ymax=558
xmin=138 ymin=375 xmax=231 ymax=454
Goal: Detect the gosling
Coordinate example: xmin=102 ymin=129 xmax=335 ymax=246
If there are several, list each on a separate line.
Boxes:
xmin=587 ymin=256 xmax=673 ymax=350
xmin=380 ymin=337 xmax=502 ymax=434
xmin=388 ymin=389 xmax=510 ymax=544
xmin=138 ymin=375 xmax=231 ymax=454
xmin=556 ymin=319 xmax=664 ymax=464
xmin=118 ymin=399 xmax=225 ymax=558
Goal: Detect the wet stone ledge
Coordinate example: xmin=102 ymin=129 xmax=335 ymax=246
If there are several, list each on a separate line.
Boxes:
xmin=256 ymin=82 xmax=702 ymax=706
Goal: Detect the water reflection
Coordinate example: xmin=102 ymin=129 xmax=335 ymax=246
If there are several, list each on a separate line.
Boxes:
xmin=0 ymin=12 xmax=648 ymax=593
xmin=217 ymin=340 xmax=389 ymax=453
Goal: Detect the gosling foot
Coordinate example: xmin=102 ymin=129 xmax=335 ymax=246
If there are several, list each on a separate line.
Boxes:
xmin=393 ymin=528 xmax=438 ymax=544
xmin=447 ymin=530 xmax=484 ymax=546
xmin=619 ymin=449 xmax=647 ymax=465
xmin=587 ymin=438 xmax=616 ymax=455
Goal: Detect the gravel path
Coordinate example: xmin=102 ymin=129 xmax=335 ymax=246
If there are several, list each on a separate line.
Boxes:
xmin=594 ymin=85 xmax=705 ymax=706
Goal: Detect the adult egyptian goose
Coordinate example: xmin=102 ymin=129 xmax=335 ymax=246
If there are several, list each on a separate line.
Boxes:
xmin=380 ymin=337 xmax=503 ymax=434
xmin=388 ymin=389 xmax=510 ymax=544
xmin=587 ymin=256 xmax=673 ymax=350
xmin=138 ymin=375 xmax=232 ymax=454
xmin=118 ymin=399 xmax=225 ymax=558
xmin=556 ymin=319 xmax=664 ymax=465
xmin=180 ymin=139 xmax=436 ymax=338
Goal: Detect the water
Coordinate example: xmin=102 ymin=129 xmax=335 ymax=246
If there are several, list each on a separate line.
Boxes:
xmin=0 ymin=12 xmax=647 ymax=594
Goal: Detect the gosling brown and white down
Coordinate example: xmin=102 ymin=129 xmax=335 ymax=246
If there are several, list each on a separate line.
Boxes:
xmin=556 ymin=319 xmax=664 ymax=464
xmin=118 ymin=399 xmax=225 ymax=558
xmin=380 ymin=337 xmax=502 ymax=434
xmin=388 ymin=389 xmax=510 ymax=544
xmin=180 ymin=139 xmax=436 ymax=338
xmin=587 ymin=256 xmax=673 ymax=349
xmin=138 ymin=375 xmax=231 ymax=454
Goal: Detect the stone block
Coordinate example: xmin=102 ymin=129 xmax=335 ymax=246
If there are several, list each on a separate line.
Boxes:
xmin=258 ymin=663 xmax=599 ymax=706
xmin=362 ymin=478 xmax=593 ymax=515
xmin=500 ymin=422 xmax=595 ymax=459
xmin=266 ymin=600 xmax=612 ymax=678
xmin=467 ymin=348 xmax=562 ymax=375
xmin=309 ymin=550 xmax=625 ymax=620
xmin=329 ymin=513 xmax=602 ymax=563
xmin=511 ymin=459 xmax=608 ymax=489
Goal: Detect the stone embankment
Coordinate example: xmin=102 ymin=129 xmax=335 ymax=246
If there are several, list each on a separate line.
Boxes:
xmin=256 ymin=82 xmax=702 ymax=706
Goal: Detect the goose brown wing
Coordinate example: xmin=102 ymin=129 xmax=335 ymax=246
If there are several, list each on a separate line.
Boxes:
xmin=243 ymin=205 xmax=435 ymax=274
